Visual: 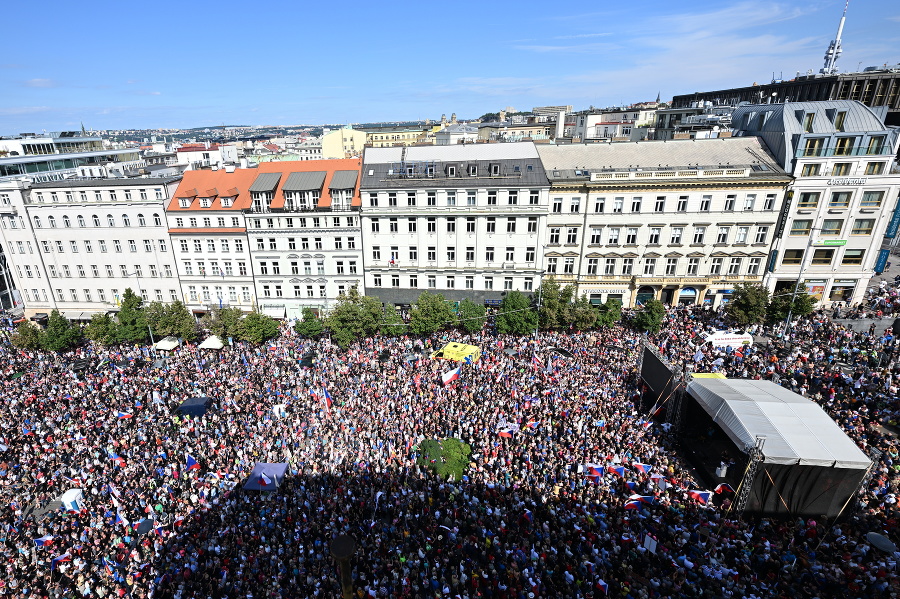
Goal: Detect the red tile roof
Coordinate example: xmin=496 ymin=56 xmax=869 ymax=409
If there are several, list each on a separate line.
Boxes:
xmin=168 ymin=169 xmax=259 ymax=213
xmin=258 ymin=158 xmax=362 ymax=209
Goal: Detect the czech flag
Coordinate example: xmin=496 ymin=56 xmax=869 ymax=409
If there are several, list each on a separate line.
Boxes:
xmin=108 ymin=453 xmax=126 ymax=468
xmin=585 ymin=464 xmax=605 ymax=479
xmin=609 ymin=466 xmax=626 ymax=478
xmin=102 ymin=558 xmax=115 ymax=577
xmin=258 ymin=472 xmax=272 ymax=487
xmin=632 ymin=463 xmax=653 ymax=475
xmin=623 ymin=500 xmax=642 ymax=510
xmin=688 ymin=490 xmax=713 ymax=505
xmin=50 ymin=553 xmax=71 ymax=571
xmin=441 ymin=367 xmax=461 ymax=386
xmin=526 ymin=421 xmax=539 ymax=430
xmin=115 ymin=512 xmax=129 ymax=528
xmin=173 ymin=516 xmax=184 ymax=527
xmin=597 ymin=579 xmax=608 ymax=595
xmin=116 ymin=412 xmax=132 ymax=419
xmin=154 ymin=524 xmax=165 ymax=537
xmin=628 ymin=494 xmax=656 ymax=504
xmin=624 ymin=481 xmax=637 ymax=490
xmin=523 ymin=509 xmax=533 ymax=523
xmin=33 ymin=534 xmax=54 ymax=547
xmin=322 ymin=387 xmax=332 ymax=410
xmin=715 ymin=483 xmax=735 ymax=494
xmin=186 ymin=455 xmax=200 ymax=470
xmin=22 ymin=428 xmax=34 ymax=436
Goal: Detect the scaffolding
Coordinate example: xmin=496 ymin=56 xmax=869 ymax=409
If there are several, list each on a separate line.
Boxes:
xmin=733 ymin=436 xmax=766 ymax=514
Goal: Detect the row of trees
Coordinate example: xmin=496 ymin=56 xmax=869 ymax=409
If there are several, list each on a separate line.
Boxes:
xmin=725 ymin=282 xmax=815 ymax=326
xmin=11 ymin=289 xmax=282 ymax=351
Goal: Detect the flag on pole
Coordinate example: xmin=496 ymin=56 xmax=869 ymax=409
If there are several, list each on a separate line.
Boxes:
xmin=33 ymin=535 xmax=54 ymax=547
xmin=258 ymin=472 xmax=272 ymax=487
xmin=322 ymin=387 xmax=332 ymax=410
xmin=628 ymin=494 xmax=656 ymax=504
xmin=632 ymin=463 xmax=653 ymax=475
xmin=115 ymin=512 xmax=129 ymax=528
xmin=441 ymin=367 xmax=461 ymax=386
xmin=115 ymin=412 xmax=132 ymax=420
xmin=50 ymin=553 xmax=71 ymax=571
xmin=108 ymin=453 xmax=126 ymax=468
xmin=609 ymin=465 xmax=626 ymax=478
xmin=185 ymin=455 xmax=200 ymax=471
xmin=584 ymin=464 xmax=605 ymax=479
xmin=523 ymin=509 xmax=533 ymax=523
xmin=597 ymin=579 xmax=608 ymax=594
xmin=688 ymin=490 xmax=712 ymax=504
xmin=623 ymin=500 xmax=642 ymax=510
xmin=715 ymin=483 xmax=735 ymax=494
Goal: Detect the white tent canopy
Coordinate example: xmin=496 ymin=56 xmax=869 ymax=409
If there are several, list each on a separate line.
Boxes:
xmin=198 ymin=335 xmax=225 ymax=350
xmin=686 ymin=378 xmax=871 ymax=469
xmin=154 ymin=336 xmax=180 ymax=351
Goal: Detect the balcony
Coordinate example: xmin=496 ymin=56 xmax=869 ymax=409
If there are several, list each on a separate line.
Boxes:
xmin=795 ymin=144 xmax=889 ymax=158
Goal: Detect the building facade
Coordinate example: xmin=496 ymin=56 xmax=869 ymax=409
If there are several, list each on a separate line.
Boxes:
xmin=536 ymin=138 xmax=792 ymax=308
xmin=732 ymin=100 xmax=900 ymax=305
xmin=321 ymin=128 xmax=366 ymax=159
xmin=0 ymin=177 xmax=182 ymax=319
xmin=359 ymin=143 xmax=550 ymax=306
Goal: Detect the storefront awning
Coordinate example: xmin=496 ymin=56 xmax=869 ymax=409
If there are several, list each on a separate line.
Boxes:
xmin=260 ymin=306 xmax=286 ymax=319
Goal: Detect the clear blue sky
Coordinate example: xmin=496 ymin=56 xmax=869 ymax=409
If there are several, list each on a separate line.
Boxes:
xmin=1 ymin=0 xmax=897 ymax=133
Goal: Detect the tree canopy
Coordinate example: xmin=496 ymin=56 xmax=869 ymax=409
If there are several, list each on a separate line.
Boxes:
xmin=239 ymin=311 xmax=280 ymax=344
xmin=631 ymin=299 xmax=666 ymax=334
xmin=409 ymin=291 xmax=454 ymax=336
xmin=457 ymin=299 xmax=486 ymax=333
xmin=326 ymin=287 xmax=383 ymax=349
xmin=116 ymin=288 xmax=150 ymax=344
xmin=495 ymin=290 xmax=538 ymax=336
xmin=294 ymin=307 xmax=325 ymax=338
xmin=767 ymin=286 xmax=816 ymax=324
xmin=41 ymin=309 xmax=81 ymax=351
xmin=726 ymin=283 xmax=770 ymax=326
xmin=416 ymin=437 xmax=472 ymax=480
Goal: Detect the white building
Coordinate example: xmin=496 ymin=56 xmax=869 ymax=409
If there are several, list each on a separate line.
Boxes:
xmin=536 ymin=138 xmax=792 ymax=307
xmin=571 ymin=107 xmax=658 ymax=142
xmin=0 ymin=177 xmax=182 ymax=319
xmin=175 ymin=143 xmax=238 ymax=170
xmin=732 ymin=100 xmax=900 ymax=305
xmin=360 ymin=142 xmax=550 ymax=306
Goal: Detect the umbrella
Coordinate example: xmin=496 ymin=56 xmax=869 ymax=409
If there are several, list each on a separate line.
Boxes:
xmin=866 ymin=532 xmax=898 ymax=553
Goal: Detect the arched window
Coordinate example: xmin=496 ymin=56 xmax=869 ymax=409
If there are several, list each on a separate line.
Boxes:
xmin=153 ymin=213 xmax=161 ymax=226
xmin=33 ymin=216 xmax=42 ymax=228
xmin=137 ymin=214 xmax=146 ymax=227
xmin=77 ymin=215 xmax=86 ymax=227
xmin=122 ymin=214 xmax=130 ymax=227
xmin=92 ymin=215 xmax=101 ymax=227
xmin=48 ymin=216 xmax=57 ymax=228
xmin=107 ymin=214 xmax=115 ymax=227
xmin=62 ymin=215 xmax=71 ymax=228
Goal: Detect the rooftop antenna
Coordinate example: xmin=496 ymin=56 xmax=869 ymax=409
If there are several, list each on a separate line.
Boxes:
xmin=821 ymin=0 xmax=849 ymax=75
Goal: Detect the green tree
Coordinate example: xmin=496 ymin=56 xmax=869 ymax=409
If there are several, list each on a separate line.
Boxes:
xmin=146 ymin=301 xmax=198 ymax=342
xmin=11 ymin=320 xmax=42 ymax=350
xmin=84 ymin=313 xmax=119 ymax=346
xmin=202 ymin=306 xmax=245 ymax=340
xmin=409 ymin=291 xmax=454 ymax=336
xmin=457 ymin=298 xmax=486 ymax=333
xmin=767 ymin=287 xmax=816 ymax=323
xmin=238 ymin=311 xmax=280 ymax=344
xmin=379 ymin=304 xmax=406 ymax=337
xmin=496 ymin=290 xmax=538 ymax=336
xmin=41 ymin=309 xmax=81 ymax=351
xmin=416 ymin=437 xmax=472 ymax=480
xmin=537 ymin=277 xmax=567 ymax=330
xmin=294 ymin=307 xmax=325 ymax=338
xmin=116 ymin=288 xmax=149 ymax=344
xmin=726 ymin=282 xmax=770 ymax=326
xmin=596 ymin=299 xmax=622 ymax=328
xmin=632 ymin=298 xmax=666 ymax=334
xmin=571 ymin=295 xmax=598 ymax=331
xmin=325 ymin=287 xmax=382 ymax=349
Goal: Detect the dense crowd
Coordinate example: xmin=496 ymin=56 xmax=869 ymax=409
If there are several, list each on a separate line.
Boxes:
xmin=1 ymin=302 xmax=899 ymax=599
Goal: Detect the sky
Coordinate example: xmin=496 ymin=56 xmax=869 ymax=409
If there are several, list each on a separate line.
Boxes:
xmin=1 ymin=0 xmax=898 ymax=134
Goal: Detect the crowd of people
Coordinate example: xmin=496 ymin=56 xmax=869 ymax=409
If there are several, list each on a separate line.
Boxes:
xmin=1 ymin=301 xmax=899 ymax=599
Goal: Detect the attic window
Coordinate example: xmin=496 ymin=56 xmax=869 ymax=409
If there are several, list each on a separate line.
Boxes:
xmin=490 ymin=164 xmax=500 ymax=176
xmin=803 ymin=113 xmax=815 ymax=133
xmin=178 ymin=198 xmax=191 ymax=208
xmin=468 ymin=165 xmax=478 ymax=177
xmin=447 ymin=165 xmax=456 ymax=176
xmin=553 ymin=171 xmax=560 ymax=177
xmin=199 ymin=197 xmax=212 ymax=208
xmin=526 ymin=164 xmax=533 ymax=172
xmin=426 ymin=165 xmax=435 ymax=176
xmin=514 ymin=165 xmax=521 ymax=173
xmin=368 ymin=169 xmax=374 ymax=176
xmin=220 ymin=197 xmax=234 ymax=208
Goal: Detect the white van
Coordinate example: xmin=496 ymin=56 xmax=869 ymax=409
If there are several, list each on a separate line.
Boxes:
xmin=703 ymin=331 xmax=754 ymax=349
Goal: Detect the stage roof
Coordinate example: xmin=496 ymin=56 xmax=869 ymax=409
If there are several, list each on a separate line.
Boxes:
xmin=686 ymin=378 xmax=870 ymax=469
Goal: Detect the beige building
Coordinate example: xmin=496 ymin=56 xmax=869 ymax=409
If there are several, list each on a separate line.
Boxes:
xmin=322 ymin=127 xmax=366 ymax=159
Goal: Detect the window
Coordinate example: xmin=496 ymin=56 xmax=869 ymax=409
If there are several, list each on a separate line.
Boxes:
xmin=529 ymin=190 xmax=539 ymax=205
xmin=631 ymin=197 xmax=642 ymax=213
xmin=747 ymin=257 xmax=761 ymax=275
xmin=409 ymin=246 xmax=418 ymax=260
xmin=851 ymin=219 xmax=874 ymax=235
xmin=485 ymin=247 xmax=494 ymax=262
xmin=388 ymin=193 xmax=397 ymax=207
xmin=803 ymin=112 xmax=815 ymax=132
xmin=670 ymin=227 xmax=683 ymax=244
xmin=801 ymin=163 xmax=821 ymax=177
xmin=62 ymin=265 xmax=71 ymax=277
xmin=314 ymin=238 xmax=322 ymax=250
xmin=607 ymin=228 xmax=620 ymax=244
xmin=834 ymin=137 xmax=855 ymax=156
xmin=842 ymin=249 xmax=865 ymax=265
xmin=48 ymin=215 xmax=57 ymax=228
xmin=709 ymin=257 xmax=723 ymax=275
xmin=861 ymin=191 xmax=884 ymax=208
xmin=700 ymin=196 xmax=711 ymax=211
xmin=372 ymin=246 xmax=381 ymax=260
xmin=368 ymin=193 xmax=378 ymax=207
xmin=446 ymin=275 xmax=455 ymax=289
xmin=427 ymin=192 xmax=436 ymax=206
xmin=371 ymin=218 xmax=380 ymax=233
xmin=868 ymin=136 xmax=886 ymax=155
xmin=427 ymin=218 xmax=437 ymax=233
xmin=406 ymin=192 xmax=416 ymax=206
xmin=447 ymin=218 xmax=457 ymax=233
xmin=448 ymin=247 xmax=457 ymax=261
xmin=164 ymin=265 xmax=173 ymax=277
xmin=42 ymin=241 xmax=50 ymax=253
xmin=687 ymin=257 xmax=700 ymax=275
xmin=763 ymin=194 xmax=776 ymax=211
xmin=301 ymin=238 xmax=309 ymax=250
xmin=192 ymin=239 xmax=201 ymax=253
xmin=648 ymin=228 xmax=660 ymax=244
xmin=552 ymin=198 xmax=562 ymax=213
xmin=829 ymin=192 xmax=851 ymax=208
xmin=743 ymin=195 xmax=755 ymax=211
xmin=832 ymin=163 xmax=851 ymax=176
xmin=427 ymin=246 xmax=437 ymax=261
xmin=465 ymin=247 xmax=474 ymax=261
xmin=567 ymin=228 xmax=578 ymax=244
xmin=724 ymin=195 xmax=736 ymax=211
xmin=62 ymin=215 xmax=71 ymax=228
xmin=643 ymin=258 xmax=656 ymax=275
xmin=791 ymin=219 xmax=810 ymax=236
xmin=508 ymin=190 xmax=518 ymax=205
xmin=612 ymin=197 xmax=623 ymax=213
xmin=821 ymin=219 xmax=843 ymax=236
xmin=622 ymin=258 xmax=634 ymax=275
xmin=505 ymin=247 xmax=515 ymax=262
xmin=389 ymin=218 xmax=399 ymax=233
xmin=594 ymin=197 xmax=605 ymax=213
xmin=527 ymin=217 xmax=538 ymax=234
xmin=461 ymin=217 xmax=474 ymax=233
xmin=406 ymin=218 xmax=417 ymax=234
xmin=590 ymin=227 xmax=602 ymax=244
xmin=604 ymin=258 xmax=616 ymax=275
xmin=755 ymin=226 xmax=769 ymax=244
xmin=144 ymin=240 xmax=152 ymax=252
xmin=728 ymin=257 xmax=742 ymax=275
xmin=694 ymin=227 xmax=706 ymax=243
xmin=654 ymin=197 xmax=665 ymax=212
xmin=56 ymin=240 xmax=65 ymax=253
xmin=486 ymin=191 xmax=497 ymax=206
xmin=570 ymin=197 xmax=580 ymax=213
xmin=450 ymin=191 xmax=460 ymax=206
xmin=428 ymin=276 xmax=436 ymax=288
xmin=716 ymin=227 xmax=730 ymax=244
xmin=504 ymin=277 xmax=513 ymax=290
xmin=317 ymin=260 xmax=325 ymax=275
xmin=33 ymin=216 xmax=42 ymax=229
xmin=625 ymin=228 xmax=637 ymax=244
xmin=781 ymin=250 xmax=803 ymax=265
xmin=812 ymin=249 xmax=834 ymax=265
xmin=797 ymin=192 xmax=820 ymax=209
xmin=665 ymin=258 xmax=677 ymax=275
xmin=676 ymin=196 xmax=688 ymax=212
xmin=735 ymin=227 xmax=748 ymax=243
xmin=865 ymin=162 xmax=885 ymax=175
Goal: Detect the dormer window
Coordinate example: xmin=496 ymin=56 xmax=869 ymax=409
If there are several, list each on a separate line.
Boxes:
xmin=468 ymin=165 xmax=478 ymax=177
xmin=447 ymin=165 xmax=456 ymax=176
xmin=199 ymin=197 xmax=212 ymax=208
xmin=220 ymin=197 xmax=233 ymax=208
xmin=178 ymin=198 xmax=191 ymax=208
xmin=426 ymin=165 xmax=435 ymax=177
xmin=490 ymin=164 xmax=500 ymax=176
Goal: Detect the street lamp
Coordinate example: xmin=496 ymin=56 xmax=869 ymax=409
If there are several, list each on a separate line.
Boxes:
xmin=329 ymin=534 xmax=356 ymax=599
xmin=125 ymin=272 xmax=156 ymax=352
xmin=782 ymin=227 xmax=822 ymax=338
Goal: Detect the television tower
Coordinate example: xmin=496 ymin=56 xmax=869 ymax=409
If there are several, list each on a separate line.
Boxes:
xmin=821 ymin=0 xmax=849 ymax=75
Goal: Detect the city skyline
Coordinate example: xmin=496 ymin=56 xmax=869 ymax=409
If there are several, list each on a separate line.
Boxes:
xmin=1 ymin=0 xmax=898 ymax=134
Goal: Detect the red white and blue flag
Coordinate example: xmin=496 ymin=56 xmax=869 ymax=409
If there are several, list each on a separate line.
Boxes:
xmin=108 ymin=453 xmax=126 ymax=467
xmin=688 ymin=490 xmax=713 ymax=504
xmin=441 ymin=367 xmax=461 ymax=386
xmin=609 ymin=465 xmax=626 ymax=478
xmin=116 ymin=412 xmax=132 ymax=420
xmin=628 ymin=494 xmax=656 ymax=505
xmin=258 ymin=472 xmax=272 ymax=487
xmin=597 ymin=579 xmax=608 ymax=595
xmin=715 ymin=483 xmax=735 ymax=494
xmin=186 ymin=455 xmax=200 ymax=470
xmin=33 ymin=534 xmax=54 ymax=547
xmin=584 ymin=464 xmax=605 ymax=479
xmin=322 ymin=387 xmax=332 ymax=410
xmin=632 ymin=463 xmax=653 ymax=475
xmin=623 ymin=500 xmax=642 ymax=510
xmin=115 ymin=512 xmax=129 ymax=528
xmin=50 ymin=553 xmax=71 ymax=571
